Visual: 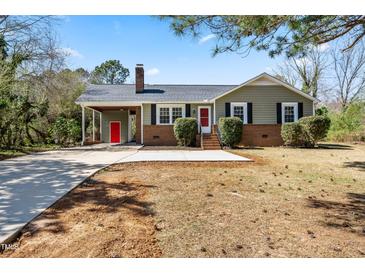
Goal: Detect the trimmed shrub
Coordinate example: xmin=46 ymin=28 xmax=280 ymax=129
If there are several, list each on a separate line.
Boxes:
xmin=281 ymin=122 xmax=305 ymax=146
xmin=299 ymin=115 xmax=331 ymax=146
xmin=218 ymin=117 xmax=243 ymax=148
xmin=315 ymin=106 xmax=329 ymax=116
xmin=281 ymin=115 xmax=331 ymax=147
xmin=173 ymin=117 xmax=198 ymax=146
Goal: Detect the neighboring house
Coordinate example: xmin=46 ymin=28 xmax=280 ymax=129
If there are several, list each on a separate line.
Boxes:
xmin=75 ymin=64 xmax=316 ymax=148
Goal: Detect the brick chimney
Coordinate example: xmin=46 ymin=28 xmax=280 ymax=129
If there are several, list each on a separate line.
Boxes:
xmin=135 ymin=64 xmax=144 ymax=93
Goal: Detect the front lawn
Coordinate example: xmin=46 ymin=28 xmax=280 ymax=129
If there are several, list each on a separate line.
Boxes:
xmin=1 ymin=143 xmax=364 ymax=257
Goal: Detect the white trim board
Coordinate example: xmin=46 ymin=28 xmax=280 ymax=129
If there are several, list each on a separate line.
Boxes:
xmin=281 ymin=102 xmax=298 ymax=124
xmin=156 ymin=103 xmax=185 ymax=125
xmin=198 ymin=105 xmax=211 ymax=134
xmin=231 ymin=102 xmax=248 ymax=124
xmin=77 ymin=101 xmax=208 ymax=107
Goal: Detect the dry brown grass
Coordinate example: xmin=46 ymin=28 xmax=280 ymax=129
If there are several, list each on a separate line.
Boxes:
xmin=2 ymin=143 xmax=364 ymax=257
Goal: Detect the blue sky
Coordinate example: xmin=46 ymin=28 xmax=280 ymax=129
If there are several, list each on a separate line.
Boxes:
xmin=57 ymin=16 xmax=283 ymax=84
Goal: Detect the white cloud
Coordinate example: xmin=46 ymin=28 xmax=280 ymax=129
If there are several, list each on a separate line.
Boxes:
xmin=318 ymin=43 xmax=330 ymax=52
xmin=60 ymin=47 xmax=83 ymax=58
xmin=198 ymin=34 xmax=216 ymax=45
xmin=264 ymin=66 xmax=273 ymax=73
xmin=146 ymin=68 xmax=160 ymax=76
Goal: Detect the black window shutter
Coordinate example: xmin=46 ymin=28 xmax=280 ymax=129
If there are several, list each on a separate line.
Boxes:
xmin=225 ymin=102 xmax=231 ymax=117
xmin=298 ymin=102 xmax=303 ymax=119
xmin=247 ymin=102 xmax=253 ymax=124
xmin=185 ymin=104 xmax=191 ymax=117
xmin=276 ymin=103 xmax=282 ymax=124
xmin=151 ymin=104 xmax=156 ymax=125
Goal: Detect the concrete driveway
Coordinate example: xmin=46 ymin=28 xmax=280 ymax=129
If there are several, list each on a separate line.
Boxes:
xmin=0 ymin=147 xmax=249 ymax=244
xmin=0 ymin=148 xmax=138 ymax=243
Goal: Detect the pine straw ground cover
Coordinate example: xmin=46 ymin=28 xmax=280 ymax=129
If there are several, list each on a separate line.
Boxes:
xmin=1 ymin=143 xmax=364 ymax=257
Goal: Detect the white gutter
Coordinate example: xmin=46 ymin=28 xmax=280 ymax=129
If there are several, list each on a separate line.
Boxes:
xmin=141 ymin=104 xmax=144 ymax=145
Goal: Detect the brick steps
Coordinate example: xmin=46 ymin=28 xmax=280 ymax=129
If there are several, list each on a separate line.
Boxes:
xmin=202 ymin=134 xmax=221 ymax=150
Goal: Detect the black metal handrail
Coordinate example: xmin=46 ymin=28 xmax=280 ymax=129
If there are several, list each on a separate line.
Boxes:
xmin=216 ymin=126 xmax=223 ymax=149
xmin=199 ymin=125 xmax=203 ymax=149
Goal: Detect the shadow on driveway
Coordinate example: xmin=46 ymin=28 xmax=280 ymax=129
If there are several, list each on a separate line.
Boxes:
xmin=0 ymin=157 xmax=104 ymax=242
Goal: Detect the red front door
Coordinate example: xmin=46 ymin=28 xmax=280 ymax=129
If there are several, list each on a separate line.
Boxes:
xmin=199 ymin=107 xmax=211 ymax=133
xmin=110 ymin=121 xmax=121 ymax=143
xmin=200 ymin=108 xmax=209 ymax=127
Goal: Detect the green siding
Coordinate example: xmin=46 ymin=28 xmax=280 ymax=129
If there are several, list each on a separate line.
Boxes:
xmin=215 ymin=85 xmax=313 ymax=124
xmin=143 ymin=103 xmax=151 ymax=125
xmin=101 ymin=110 xmax=128 ymax=143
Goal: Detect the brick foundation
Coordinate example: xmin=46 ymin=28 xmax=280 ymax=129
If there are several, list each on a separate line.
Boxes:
xmin=214 ymin=124 xmax=283 ymax=147
xmin=240 ymin=124 xmax=283 ymax=146
xmin=143 ymin=125 xmax=177 ymax=146
xmin=143 ymin=124 xmax=283 ymax=147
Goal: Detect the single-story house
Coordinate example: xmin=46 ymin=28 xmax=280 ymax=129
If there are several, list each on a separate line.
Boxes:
xmin=75 ymin=64 xmax=316 ymax=148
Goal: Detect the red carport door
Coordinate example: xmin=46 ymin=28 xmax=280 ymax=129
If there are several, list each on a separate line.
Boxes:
xmin=110 ymin=122 xmax=121 ymax=143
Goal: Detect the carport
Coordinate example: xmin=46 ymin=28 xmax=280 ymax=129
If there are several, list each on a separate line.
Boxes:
xmin=80 ymin=105 xmax=142 ymax=145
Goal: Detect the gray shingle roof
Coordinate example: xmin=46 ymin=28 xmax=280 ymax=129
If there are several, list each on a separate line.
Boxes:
xmin=75 ymin=84 xmax=237 ymax=103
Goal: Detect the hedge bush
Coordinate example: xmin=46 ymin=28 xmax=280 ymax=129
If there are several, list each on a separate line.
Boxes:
xmin=218 ymin=117 xmax=243 ymax=148
xmin=173 ymin=117 xmax=198 ymax=146
xmin=281 ymin=122 xmax=306 ymax=146
xmin=299 ymin=115 xmax=331 ymax=146
xmin=50 ymin=117 xmax=81 ymax=145
xmin=281 ymin=115 xmax=331 ymax=147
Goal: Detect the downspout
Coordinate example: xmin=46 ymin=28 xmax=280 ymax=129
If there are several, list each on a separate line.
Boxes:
xmin=213 ymin=99 xmax=216 ymax=125
xmin=81 ymin=106 xmax=85 ymax=145
xmin=141 ymin=104 xmax=144 ymax=145
xmin=92 ymin=109 xmax=95 ymax=142
xmin=100 ymin=112 xmax=103 ymax=142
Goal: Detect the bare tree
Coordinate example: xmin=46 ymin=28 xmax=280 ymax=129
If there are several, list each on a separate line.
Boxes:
xmin=274 ymin=46 xmax=329 ymax=98
xmin=331 ymin=41 xmax=365 ymax=108
xmin=0 ymin=16 xmax=70 ymax=147
xmin=0 ymin=16 xmax=66 ymax=76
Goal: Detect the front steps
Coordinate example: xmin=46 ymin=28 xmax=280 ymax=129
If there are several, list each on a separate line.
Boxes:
xmin=202 ymin=133 xmax=221 ymax=150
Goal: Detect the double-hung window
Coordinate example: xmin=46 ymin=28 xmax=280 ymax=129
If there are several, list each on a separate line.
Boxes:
xmin=172 ymin=107 xmax=183 ymax=123
xmin=159 ymin=107 xmax=170 ymax=124
xmin=157 ymin=104 xmax=185 ymax=124
xmin=282 ymin=102 xmax=298 ymax=123
xmin=231 ymin=102 xmax=248 ymax=124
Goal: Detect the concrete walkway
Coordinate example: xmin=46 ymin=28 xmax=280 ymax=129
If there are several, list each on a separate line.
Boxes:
xmin=0 ymin=147 xmax=249 ymax=244
xmin=117 ymin=150 xmax=251 ymax=163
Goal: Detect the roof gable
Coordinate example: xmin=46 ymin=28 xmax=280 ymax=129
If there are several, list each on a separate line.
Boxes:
xmin=212 ymin=73 xmax=316 ymax=102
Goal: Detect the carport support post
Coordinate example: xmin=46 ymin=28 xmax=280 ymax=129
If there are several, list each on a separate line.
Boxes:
xmin=100 ymin=112 xmax=102 ymax=142
xmin=92 ymin=109 xmax=95 ymax=142
xmin=81 ymin=106 xmax=85 ymax=145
